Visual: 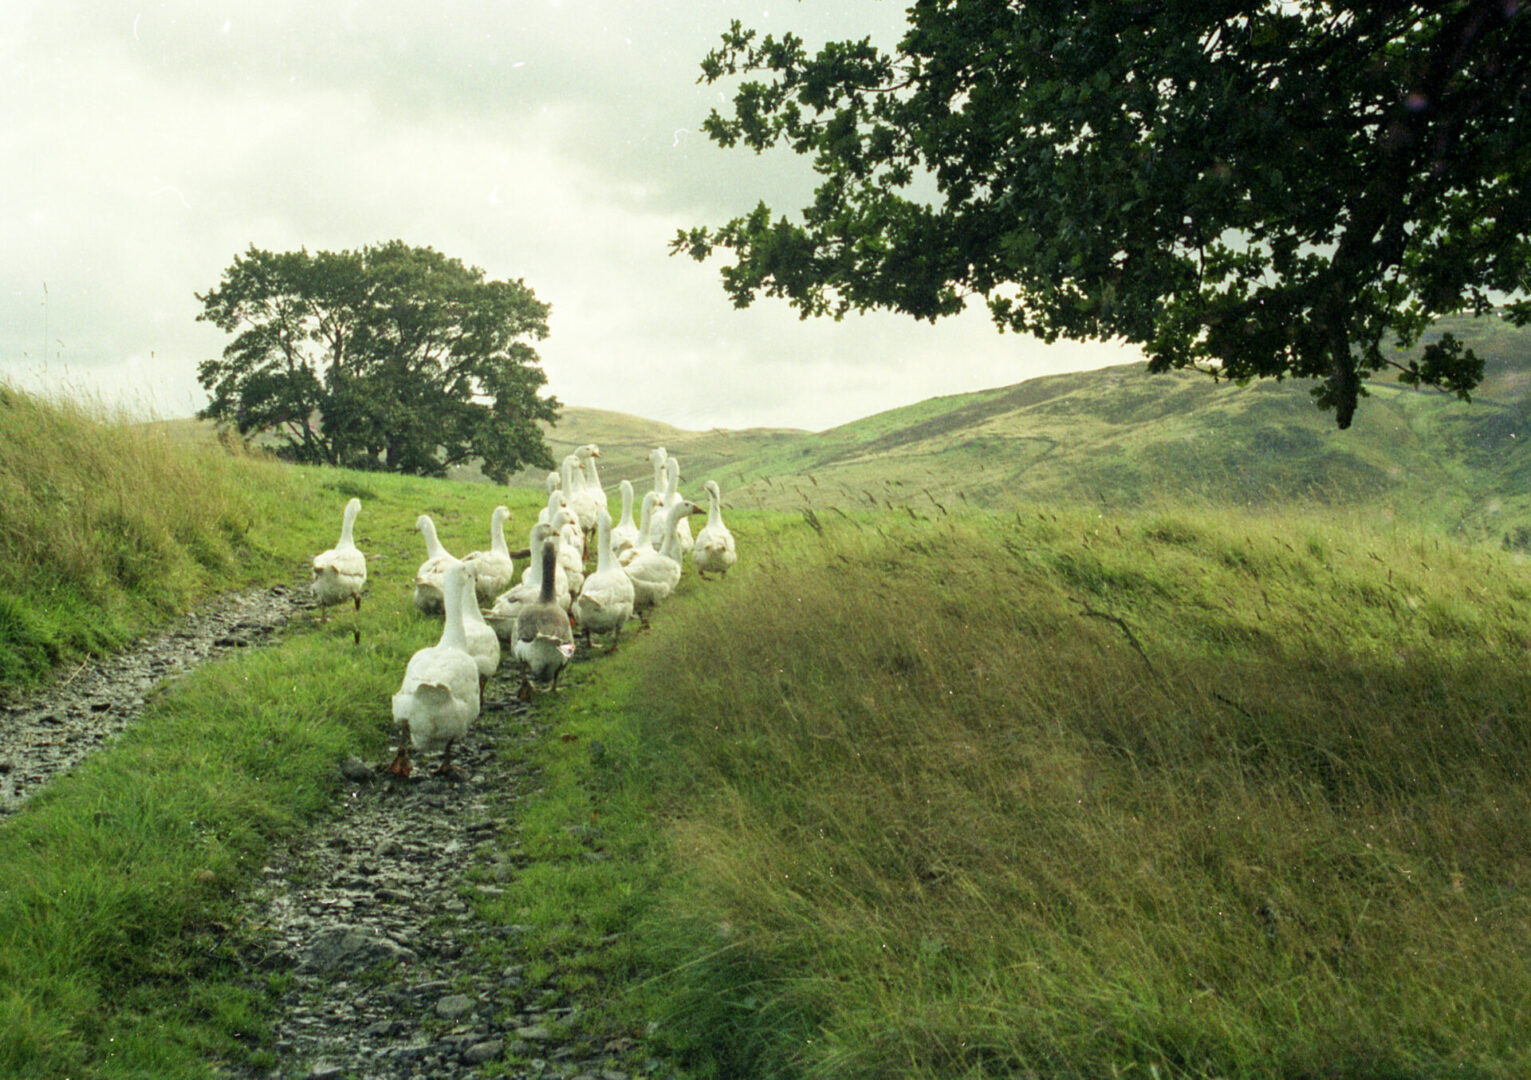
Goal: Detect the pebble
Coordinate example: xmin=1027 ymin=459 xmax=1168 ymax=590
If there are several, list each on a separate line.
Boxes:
xmin=215 ymin=674 xmax=659 ymax=1080
xmin=0 ymin=585 xmax=302 ymax=816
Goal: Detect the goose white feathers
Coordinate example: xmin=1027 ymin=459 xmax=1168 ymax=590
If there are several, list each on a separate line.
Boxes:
xmin=412 ymin=514 xmax=456 ymax=615
xmin=574 ymin=508 xmax=635 ymax=650
xmin=487 ymin=522 xmax=570 ymax=640
xmin=567 ymin=443 xmax=606 ymax=534
xmin=648 ymin=457 xmax=694 ymax=555
xmin=461 ymin=505 xmax=515 ymax=602
xmin=692 ymin=481 xmax=737 ymax=579
xmin=514 ymin=539 xmax=576 ymax=699
xmin=610 ymin=479 xmax=641 ymax=560
xmin=624 ymin=497 xmax=701 ymax=624
xmin=459 ymin=570 xmax=501 ymax=691
xmin=311 ymin=497 xmax=366 ymax=620
xmin=389 ymin=563 xmax=480 ymax=776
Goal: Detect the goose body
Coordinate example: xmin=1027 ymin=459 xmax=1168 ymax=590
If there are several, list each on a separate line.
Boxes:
xmin=567 ymin=443 xmax=606 ymax=534
xmin=692 ymin=481 xmax=737 ymax=578
xmin=412 ymin=514 xmax=456 ymax=615
xmin=390 ymin=564 xmax=480 ymax=775
xmin=311 ymin=497 xmax=366 ymax=618
xmin=514 ymin=539 xmax=576 ymax=698
xmin=648 ymin=457 xmax=693 ymax=555
xmin=487 ymin=522 xmax=570 ymax=640
xmin=624 ymin=497 xmax=701 ymax=621
xmin=461 ymin=505 xmax=515 ymax=602
xmin=575 ymin=508 xmax=635 ymax=648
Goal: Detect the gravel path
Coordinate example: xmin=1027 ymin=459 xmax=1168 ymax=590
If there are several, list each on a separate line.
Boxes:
xmin=223 ymin=675 xmax=661 ymax=1080
xmin=0 ymin=587 xmax=665 ymax=1079
xmin=0 ymin=584 xmax=305 ymax=816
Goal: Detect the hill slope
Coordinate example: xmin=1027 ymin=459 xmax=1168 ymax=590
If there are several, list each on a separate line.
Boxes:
xmin=537 ymin=312 xmax=1531 ymax=547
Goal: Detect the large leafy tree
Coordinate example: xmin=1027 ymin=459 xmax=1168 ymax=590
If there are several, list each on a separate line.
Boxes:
xmin=197 ymin=242 xmax=559 ymax=481
xmin=675 ymin=1 xmax=1531 ymax=427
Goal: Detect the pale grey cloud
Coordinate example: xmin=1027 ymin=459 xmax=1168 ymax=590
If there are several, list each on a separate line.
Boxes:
xmin=1 ymin=0 xmax=1136 ymax=432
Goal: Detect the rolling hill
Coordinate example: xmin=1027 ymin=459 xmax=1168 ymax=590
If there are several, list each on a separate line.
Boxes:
xmin=533 ymin=312 xmax=1531 ymax=549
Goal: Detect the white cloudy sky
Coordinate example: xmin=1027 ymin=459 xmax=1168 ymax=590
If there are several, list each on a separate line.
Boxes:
xmin=1 ymin=0 xmax=1136 ymax=432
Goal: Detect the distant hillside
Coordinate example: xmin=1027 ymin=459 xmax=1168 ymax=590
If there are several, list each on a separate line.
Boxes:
xmin=579 ymin=311 xmax=1531 ymax=550
xmin=173 ymin=312 xmax=1531 ymax=548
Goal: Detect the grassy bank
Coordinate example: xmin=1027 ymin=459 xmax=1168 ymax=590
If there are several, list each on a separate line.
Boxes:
xmin=493 ymin=507 xmax=1531 ymax=1079
xmin=0 ymin=385 xmax=304 ymax=688
xmin=0 ymin=389 xmax=550 ymax=1076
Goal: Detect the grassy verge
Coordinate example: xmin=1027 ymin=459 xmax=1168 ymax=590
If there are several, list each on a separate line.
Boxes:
xmin=486 ymin=506 xmax=1531 ymax=1079
xmin=0 ymin=398 xmax=550 ymax=1077
xmin=0 ymin=385 xmax=302 ymax=688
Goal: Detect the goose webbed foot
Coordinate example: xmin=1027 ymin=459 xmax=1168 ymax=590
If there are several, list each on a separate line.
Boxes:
xmin=517 ymin=676 xmax=535 ymax=702
xmin=387 ymin=720 xmax=412 ymax=777
xmin=432 ymin=740 xmax=465 ymax=779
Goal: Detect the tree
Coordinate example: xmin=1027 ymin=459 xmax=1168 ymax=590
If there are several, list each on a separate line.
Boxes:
xmin=196 ymin=242 xmax=560 ymax=481
xmin=674 ymin=2 xmax=1531 ymax=428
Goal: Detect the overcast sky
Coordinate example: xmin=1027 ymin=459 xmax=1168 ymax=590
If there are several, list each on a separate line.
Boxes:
xmin=2 ymin=0 xmax=1136 ymax=432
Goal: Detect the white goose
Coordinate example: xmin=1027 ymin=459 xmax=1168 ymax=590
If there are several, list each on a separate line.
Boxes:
xmin=567 ymin=443 xmax=606 ymax=534
xmin=658 ymin=457 xmax=694 ymax=556
xmin=461 ymin=505 xmax=515 ymax=603
xmin=621 ymin=491 xmax=660 ymax=567
xmin=388 ymin=563 xmax=479 ymax=777
xmin=624 ymin=497 xmax=702 ymax=626
xmin=487 ymin=522 xmax=571 ymax=640
xmin=312 ymin=497 xmax=366 ymax=622
xmin=412 ymin=514 xmax=456 ymax=615
xmin=459 ymin=569 xmax=502 ymax=693
xmin=575 ymin=507 xmax=635 ymax=651
xmin=610 ymin=479 xmax=641 ymax=560
xmin=514 ymin=538 xmax=576 ymax=699
xmin=692 ymin=480 xmax=737 ymax=579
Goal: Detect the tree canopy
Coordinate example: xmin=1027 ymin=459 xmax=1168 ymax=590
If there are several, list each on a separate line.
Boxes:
xmin=197 ymin=242 xmax=559 ymax=481
xmin=674 ymin=1 xmax=1531 ymax=428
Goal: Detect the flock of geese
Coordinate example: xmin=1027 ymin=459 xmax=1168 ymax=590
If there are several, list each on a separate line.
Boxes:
xmin=309 ymin=445 xmax=737 ymax=777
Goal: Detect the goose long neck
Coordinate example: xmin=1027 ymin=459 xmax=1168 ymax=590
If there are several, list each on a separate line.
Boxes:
xmin=537 ymin=542 xmax=558 ymax=604
xmin=339 ymin=500 xmax=360 ymax=547
xmin=665 ymin=458 xmax=680 ymax=499
xmin=421 ymin=518 xmax=445 ymax=559
xmin=618 ymin=481 xmax=635 ymax=528
xmin=638 ymin=493 xmax=656 ymax=538
xmin=440 ymin=569 xmax=468 ymax=651
xmin=595 ymin=514 xmax=615 ymax=574
xmin=660 ymin=502 xmax=689 ymax=561
xmin=707 ymin=490 xmax=723 ymax=528
xmin=491 ymin=510 xmax=509 ymax=555
xmin=584 ymin=454 xmax=602 ymax=491
xmin=562 ymin=456 xmax=581 ymax=494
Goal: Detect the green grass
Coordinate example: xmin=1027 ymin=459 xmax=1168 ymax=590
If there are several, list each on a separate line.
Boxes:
xmin=0 ymin=387 xmax=554 ymax=1077
xmin=0 ymin=384 xmax=301 ymax=688
xmin=6 ymin=380 xmax=1531 ymax=1079
xmin=485 ymin=506 xmax=1531 ymax=1079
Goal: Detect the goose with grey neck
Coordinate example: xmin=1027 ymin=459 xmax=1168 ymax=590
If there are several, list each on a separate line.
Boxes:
xmin=514 ymin=538 xmax=576 ymax=699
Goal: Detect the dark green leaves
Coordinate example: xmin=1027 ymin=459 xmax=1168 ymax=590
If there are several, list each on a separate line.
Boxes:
xmin=678 ymin=1 xmax=1531 ymax=428
xmin=195 ymin=242 xmax=559 ymax=482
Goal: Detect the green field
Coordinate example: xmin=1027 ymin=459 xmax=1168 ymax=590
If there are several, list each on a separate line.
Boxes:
xmin=2 ymin=352 xmax=1529 ymax=1078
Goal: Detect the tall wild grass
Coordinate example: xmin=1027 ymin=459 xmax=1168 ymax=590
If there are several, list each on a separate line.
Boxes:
xmin=0 ymin=383 xmax=293 ymax=686
xmin=622 ymin=509 xmax=1531 ymax=1078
